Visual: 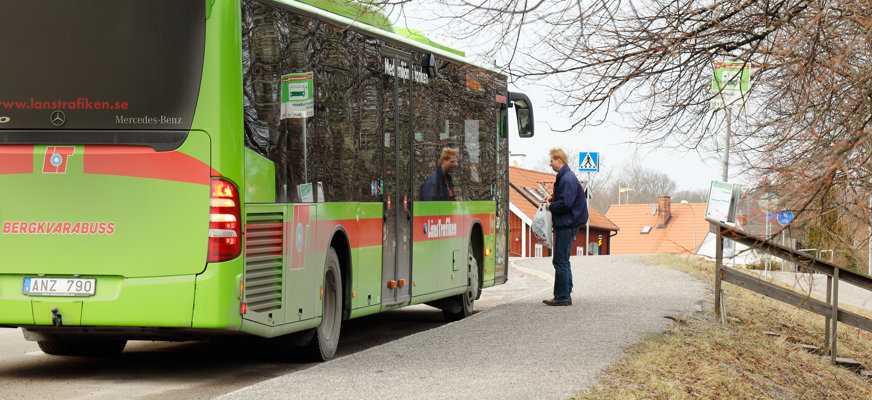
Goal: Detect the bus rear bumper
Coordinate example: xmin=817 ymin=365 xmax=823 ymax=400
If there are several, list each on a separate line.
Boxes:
xmin=0 ymin=260 xmax=244 ymax=339
xmin=0 ymin=274 xmax=196 ymax=328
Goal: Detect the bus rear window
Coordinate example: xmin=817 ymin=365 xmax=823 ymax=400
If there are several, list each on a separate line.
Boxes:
xmin=0 ymin=0 xmax=205 ymax=132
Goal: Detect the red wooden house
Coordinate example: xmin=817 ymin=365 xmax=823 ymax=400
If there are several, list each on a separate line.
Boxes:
xmin=508 ymin=166 xmax=619 ymax=257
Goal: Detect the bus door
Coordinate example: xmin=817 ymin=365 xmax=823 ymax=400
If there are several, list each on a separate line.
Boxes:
xmin=381 ymin=48 xmax=413 ymax=306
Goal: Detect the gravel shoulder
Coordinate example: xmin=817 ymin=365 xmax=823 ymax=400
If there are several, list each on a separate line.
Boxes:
xmin=219 ymin=254 xmax=708 ymax=400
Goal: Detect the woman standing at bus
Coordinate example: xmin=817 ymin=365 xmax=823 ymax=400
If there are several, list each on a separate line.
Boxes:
xmin=543 ymin=148 xmax=588 ymax=306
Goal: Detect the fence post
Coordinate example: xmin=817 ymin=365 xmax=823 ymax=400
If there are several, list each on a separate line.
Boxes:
xmin=831 ymin=268 xmax=839 ymax=363
xmin=714 ymin=229 xmax=724 ymax=324
xmin=825 ymin=274 xmax=832 ymax=355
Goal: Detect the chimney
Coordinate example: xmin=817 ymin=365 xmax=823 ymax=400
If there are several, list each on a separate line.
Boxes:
xmin=509 ymin=153 xmax=526 ymax=167
xmin=657 ymin=196 xmax=672 ymax=227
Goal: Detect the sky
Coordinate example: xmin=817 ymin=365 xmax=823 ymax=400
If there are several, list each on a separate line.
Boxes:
xmin=514 ymin=90 xmax=727 ymax=192
xmin=391 ymin=2 xmax=730 ymax=192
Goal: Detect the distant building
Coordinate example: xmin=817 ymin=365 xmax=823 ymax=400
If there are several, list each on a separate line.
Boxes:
xmin=605 ymin=197 xmax=707 ymax=255
xmin=508 ymin=166 xmax=619 ymax=257
xmin=695 ymin=216 xmax=767 ymax=266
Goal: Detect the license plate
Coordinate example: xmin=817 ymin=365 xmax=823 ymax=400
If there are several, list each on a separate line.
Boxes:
xmin=22 ymin=277 xmax=96 ymax=297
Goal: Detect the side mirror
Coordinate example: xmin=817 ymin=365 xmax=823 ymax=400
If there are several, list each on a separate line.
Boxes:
xmin=508 ymin=91 xmax=534 ymax=138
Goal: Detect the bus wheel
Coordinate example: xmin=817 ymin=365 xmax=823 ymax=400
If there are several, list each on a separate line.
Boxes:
xmin=306 ymin=247 xmax=343 ymax=361
xmin=442 ymin=243 xmax=479 ymax=321
xmin=37 ymin=339 xmax=127 ymax=356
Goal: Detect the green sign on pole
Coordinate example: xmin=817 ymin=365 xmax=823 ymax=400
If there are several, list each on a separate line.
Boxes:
xmin=281 ymin=72 xmax=314 ymax=119
xmin=711 ymin=62 xmax=750 ymax=108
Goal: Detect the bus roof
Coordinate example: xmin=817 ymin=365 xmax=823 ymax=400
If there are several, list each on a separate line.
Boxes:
xmin=294 ymin=0 xmax=395 ymax=32
xmin=279 ymin=0 xmax=503 ymax=75
xmin=395 ymin=27 xmax=465 ymax=57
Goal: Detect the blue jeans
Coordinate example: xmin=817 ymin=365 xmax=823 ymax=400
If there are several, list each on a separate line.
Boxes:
xmin=552 ymin=226 xmax=578 ymax=300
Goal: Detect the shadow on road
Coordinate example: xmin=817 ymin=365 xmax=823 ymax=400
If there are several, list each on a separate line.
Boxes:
xmin=0 ymin=306 xmax=454 ymax=399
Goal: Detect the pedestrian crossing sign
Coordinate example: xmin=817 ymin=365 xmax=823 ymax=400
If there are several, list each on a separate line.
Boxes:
xmin=578 ymin=152 xmax=599 ymax=172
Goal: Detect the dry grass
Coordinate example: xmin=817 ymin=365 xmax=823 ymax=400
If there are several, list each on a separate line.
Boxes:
xmin=573 ymin=254 xmax=872 ymax=400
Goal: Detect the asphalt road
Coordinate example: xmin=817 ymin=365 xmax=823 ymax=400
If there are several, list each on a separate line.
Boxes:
xmin=0 ymin=255 xmax=708 ymax=399
xmin=749 ymin=269 xmax=872 ymax=311
xmin=0 ymin=256 xmax=542 ymax=400
xmin=220 ymin=255 xmax=709 ymax=400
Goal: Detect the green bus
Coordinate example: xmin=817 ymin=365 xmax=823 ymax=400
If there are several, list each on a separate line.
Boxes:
xmin=0 ymin=0 xmax=534 ymax=360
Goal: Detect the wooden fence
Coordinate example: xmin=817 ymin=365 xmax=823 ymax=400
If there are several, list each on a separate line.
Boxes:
xmin=710 ymin=220 xmax=872 ymax=363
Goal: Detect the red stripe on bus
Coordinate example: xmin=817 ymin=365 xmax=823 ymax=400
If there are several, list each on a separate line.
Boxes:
xmin=356 ymin=217 xmax=383 ymax=247
xmin=83 ymin=146 xmax=212 ymax=185
xmin=0 ymin=145 xmax=34 ymax=175
xmin=309 ymin=217 xmax=383 ymax=252
xmin=249 ymin=212 xmax=493 ymax=253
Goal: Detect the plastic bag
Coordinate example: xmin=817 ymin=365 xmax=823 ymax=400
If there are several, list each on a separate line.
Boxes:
xmin=532 ymin=203 xmax=553 ymax=249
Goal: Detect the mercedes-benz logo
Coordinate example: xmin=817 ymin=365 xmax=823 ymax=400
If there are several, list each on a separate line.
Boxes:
xmin=50 ymin=110 xmax=66 ymax=127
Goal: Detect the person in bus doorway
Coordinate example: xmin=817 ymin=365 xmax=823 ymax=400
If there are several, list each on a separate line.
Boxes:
xmin=419 ymin=147 xmax=459 ymax=201
xmin=543 ymin=147 xmax=588 ymax=306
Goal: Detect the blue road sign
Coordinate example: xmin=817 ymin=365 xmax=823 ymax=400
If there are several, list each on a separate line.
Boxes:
xmin=777 ymin=210 xmax=793 ymax=226
xmin=764 ymin=211 xmax=776 ymax=222
xmin=578 ymin=152 xmax=599 ymax=172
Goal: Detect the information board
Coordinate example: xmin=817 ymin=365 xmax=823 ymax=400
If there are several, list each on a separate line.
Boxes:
xmin=705 ymin=181 xmax=739 ymax=223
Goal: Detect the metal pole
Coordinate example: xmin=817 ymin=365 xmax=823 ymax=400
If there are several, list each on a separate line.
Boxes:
xmin=722 ymin=108 xmax=731 ymax=182
xmin=302 ymin=118 xmax=308 ymax=183
xmin=721 ymin=108 xmax=732 ymax=265
xmin=681 ymin=201 xmax=696 ymax=254
xmin=690 ymin=207 xmax=696 ymax=254
xmin=585 ymin=172 xmax=590 ymax=256
xmin=765 ymin=220 xmax=770 ymax=272
xmin=781 ymin=228 xmax=785 ymax=271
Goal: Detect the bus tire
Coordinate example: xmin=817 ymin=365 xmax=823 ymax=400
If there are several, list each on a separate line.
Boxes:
xmin=306 ymin=247 xmax=343 ymax=361
xmin=37 ymin=339 xmax=127 ymax=357
xmin=442 ymin=242 xmax=479 ymax=321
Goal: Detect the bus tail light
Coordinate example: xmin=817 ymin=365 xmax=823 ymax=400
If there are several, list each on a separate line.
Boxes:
xmin=208 ymin=178 xmax=241 ymax=262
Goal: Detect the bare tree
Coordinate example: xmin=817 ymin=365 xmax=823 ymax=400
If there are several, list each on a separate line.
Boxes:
xmin=410 ymin=0 xmax=872 ymax=272
xmin=590 ymin=158 xmax=678 ymax=211
xmin=532 ymin=147 xmax=581 ymax=174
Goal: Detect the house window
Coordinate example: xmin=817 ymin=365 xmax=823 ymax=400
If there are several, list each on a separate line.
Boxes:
xmin=535 ymin=244 xmax=543 ymax=257
xmin=576 ymin=247 xmax=584 ymax=256
xmin=523 ymin=187 xmax=544 ymax=203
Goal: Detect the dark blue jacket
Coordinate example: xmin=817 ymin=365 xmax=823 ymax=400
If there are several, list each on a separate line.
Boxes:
xmin=419 ymin=165 xmax=455 ymax=201
xmin=549 ymin=164 xmax=588 ymax=229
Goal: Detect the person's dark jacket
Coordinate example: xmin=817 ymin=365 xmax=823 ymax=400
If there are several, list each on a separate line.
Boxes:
xmin=419 ymin=165 xmax=455 ymax=201
xmin=549 ymin=164 xmax=588 ymax=229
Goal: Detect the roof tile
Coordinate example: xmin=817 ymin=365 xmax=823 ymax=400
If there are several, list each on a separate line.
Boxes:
xmin=604 ymin=203 xmax=708 ymax=254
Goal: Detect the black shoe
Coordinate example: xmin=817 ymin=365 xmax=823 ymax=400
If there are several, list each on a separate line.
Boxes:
xmin=542 ymin=298 xmax=572 ymax=306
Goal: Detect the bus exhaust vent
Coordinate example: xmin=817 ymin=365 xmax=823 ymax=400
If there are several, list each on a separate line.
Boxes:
xmin=244 ymin=212 xmax=284 ymax=313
